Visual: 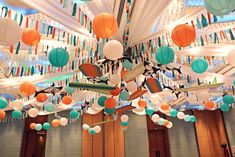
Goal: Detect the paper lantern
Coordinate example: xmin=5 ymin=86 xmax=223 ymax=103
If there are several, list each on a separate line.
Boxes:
xmin=62 ymin=96 xmax=73 ymax=105
xmin=89 ymin=128 xmax=96 ymax=135
xmin=205 ymin=0 xmax=235 ymax=16
xmin=48 ymin=48 xmax=69 ymax=67
xmin=156 ymin=46 xmax=174 ymax=65
xmin=22 ymin=28 xmax=41 ymax=46
xmin=103 ymin=40 xmax=123 ymax=60
xmin=12 ymin=110 xmax=22 ymax=119
xmin=0 ymin=110 xmax=6 ymax=119
xmin=93 ymin=125 xmax=101 ymax=133
xmin=145 ymin=107 xmax=155 ymax=116
xmin=70 ymin=110 xmax=79 ymax=119
xmin=98 ymin=96 xmax=107 ymax=107
xmin=233 ymin=80 xmax=235 ymax=86
xmin=166 ymin=122 xmax=173 ymax=128
xmin=170 ymin=109 xmax=178 ymax=117
xmin=0 ymin=17 xmax=21 ymax=46
xmin=227 ymin=51 xmax=235 ymax=66
xmin=191 ymin=58 xmax=208 ymax=74
xmin=171 ymin=24 xmax=196 ymax=47
xmin=158 ymin=118 xmax=165 ymax=125
xmin=205 ymin=101 xmax=215 ymax=110
xmin=177 ymin=112 xmax=185 ymax=119
xmin=123 ymin=60 xmax=133 ymax=69
xmin=223 ymin=94 xmax=234 ymax=104
xmin=104 ymin=97 xmax=116 ymax=109
xmin=104 ymin=107 xmax=116 ymax=114
xmin=220 ymin=103 xmax=230 ymax=112
xmin=190 ymin=116 xmax=196 ymax=123
xmin=109 ymin=74 xmax=121 ymax=85
xmin=82 ymin=124 xmax=90 ymax=130
xmin=138 ymin=99 xmax=147 ymax=108
xmin=92 ymin=13 xmax=118 ymax=38
xmin=151 ymin=114 xmax=160 ymax=123
xmin=65 ymin=86 xmax=76 ymax=94
xmin=121 ymin=115 xmax=129 ymax=122
xmin=11 ymin=100 xmax=24 ymax=110
xmin=121 ymin=121 xmax=128 ymax=127
xmin=45 ymin=103 xmax=54 ymax=112
xmin=28 ymin=108 xmax=38 ymax=118
xmin=52 ymin=119 xmax=60 ymax=127
xmin=0 ymin=97 xmax=7 ymax=109
xmin=111 ymin=87 xmax=121 ymax=96
xmin=184 ymin=115 xmax=191 ymax=122
xmin=160 ymin=103 xmax=170 ymax=111
xmin=30 ymin=123 xmax=36 ymax=130
xmin=20 ymin=81 xmax=36 ymax=96
xmin=36 ymin=93 xmax=48 ymax=102
xmin=35 ymin=124 xmax=42 ymax=131
xmin=126 ymin=81 xmax=137 ymax=92
xmin=43 ymin=122 xmax=51 ymax=130
xmin=163 ymin=120 xmax=170 ymax=127
xmin=60 ymin=117 xmax=68 ymax=126
xmin=119 ymin=91 xmax=130 ymax=101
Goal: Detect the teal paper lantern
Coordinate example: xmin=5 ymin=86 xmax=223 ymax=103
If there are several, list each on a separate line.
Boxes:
xmin=170 ymin=109 xmax=178 ymax=117
xmin=43 ymin=122 xmax=51 ymax=130
xmin=121 ymin=121 xmax=128 ymax=127
xmin=220 ymin=103 xmax=230 ymax=112
xmin=89 ymin=128 xmax=96 ymax=135
xmin=119 ymin=91 xmax=130 ymax=101
xmin=70 ymin=110 xmax=79 ymax=119
xmin=233 ymin=80 xmax=235 ymax=86
xmin=35 ymin=124 xmax=42 ymax=131
xmin=223 ymin=94 xmax=234 ymax=104
xmin=45 ymin=103 xmax=54 ymax=112
xmin=145 ymin=107 xmax=155 ymax=116
xmin=12 ymin=110 xmax=22 ymax=119
xmin=65 ymin=86 xmax=76 ymax=94
xmin=48 ymin=48 xmax=69 ymax=67
xmin=156 ymin=46 xmax=174 ymax=65
xmin=191 ymin=58 xmax=208 ymax=73
xmin=104 ymin=108 xmax=116 ymax=114
xmin=157 ymin=119 xmax=165 ymax=125
xmin=205 ymin=0 xmax=235 ymax=16
xmin=190 ymin=115 xmax=196 ymax=123
xmin=123 ymin=60 xmax=133 ymax=69
xmin=0 ymin=97 xmax=7 ymax=109
xmin=98 ymin=96 xmax=107 ymax=107
xmin=184 ymin=115 xmax=191 ymax=122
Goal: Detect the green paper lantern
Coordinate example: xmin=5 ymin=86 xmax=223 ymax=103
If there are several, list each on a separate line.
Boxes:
xmin=104 ymin=107 xmax=116 ymax=114
xmin=119 ymin=91 xmax=130 ymax=101
xmin=220 ymin=103 xmax=230 ymax=112
xmin=145 ymin=107 xmax=155 ymax=116
xmin=48 ymin=48 xmax=69 ymax=67
xmin=0 ymin=97 xmax=7 ymax=109
xmin=223 ymin=94 xmax=234 ymax=104
xmin=12 ymin=110 xmax=22 ymax=119
xmin=43 ymin=122 xmax=51 ymax=130
xmin=123 ymin=60 xmax=133 ymax=69
xmin=170 ymin=109 xmax=178 ymax=117
xmin=45 ymin=103 xmax=54 ymax=112
xmin=205 ymin=0 xmax=235 ymax=16
xmin=191 ymin=58 xmax=208 ymax=73
xmin=98 ymin=96 xmax=107 ymax=107
xmin=70 ymin=110 xmax=79 ymax=119
xmin=184 ymin=115 xmax=191 ymax=122
xmin=233 ymin=80 xmax=235 ymax=86
xmin=157 ymin=119 xmax=165 ymax=125
xmin=121 ymin=121 xmax=128 ymax=127
xmin=35 ymin=124 xmax=42 ymax=131
xmin=65 ymin=86 xmax=76 ymax=94
xmin=156 ymin=46 xmax=174 ymax=65
xmin=89 ymin=128 xmax=96 ymax=135
xmin=190 ymin=115 xmax=196 ymax=123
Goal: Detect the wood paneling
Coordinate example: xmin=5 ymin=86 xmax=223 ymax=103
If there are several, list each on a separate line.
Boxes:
xmin=92 ymin=112 xmax=103 ymax=157
xmin=114 ymin=117 xmax=125 ymax=157
xmin=82 ymin=113 xmax=93 ymax=157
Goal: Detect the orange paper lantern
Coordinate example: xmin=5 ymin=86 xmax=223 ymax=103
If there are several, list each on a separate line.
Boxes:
xmin=30 ymin=123 xmax=36 ymax=130
xmin=104 ymin=97 xmax=116 ymax=109
xmin=138 ymin=99 xmax=147 ymax=108
xmin=62 ymin=96 xmax=73 ymax=105
xmin=20 ymin=81 xmax=36 ymax=97
xmin=52 ymin=119 xmax=60 ymax=127
xmin=0 ymin=110 xmax=6 ymax=119
xmin=205 ymin=101 xmax=215 ymax=110
xmin=163 ymin=120 xmax=169 ymax=127
xmin=92 ymin=13 xmax=118 ymax=38
xmin=36 ymin=93 xmax=48 ymax=102
xmin=22 ymin=28 xmax=41 ymax=46
xmin=171 ymin=24 xmax=196 ymax=47
xmin=160 ymin=103 xmax=170 ymax=111
xmin=111 ymin=87 xmax=121 ymax=96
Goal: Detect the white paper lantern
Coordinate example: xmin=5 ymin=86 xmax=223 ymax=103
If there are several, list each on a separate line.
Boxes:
xmin=28 ymin=108 xmax=38 ymax=118
xmin=11 ymin=100 xmax=24 ymax=110
xmin=60 ymin=117 xmax=68 ymax=126
xmin=121 ymin=115 xmax=129 ymax=122
xmin=126 ymin=81 xmax=137 ymax=92
xmin=177 ymin=112 xmax=185 ymax=119
xmin=109 ymin=74 xmax=121 ymax=85
xmin=93 ymin=125 xmax=101 ymax=133
xmin=103 ymin=40 xmax=123 ymax=60
xmin=82 ymin=124 xmax=90 ymax=130
xmin=167 ymin=122 xmax=173 ymax=128
xmin=151 ymin=114 xmax=160 ymax=123
xmin=0 ymin=18 xmax=21 ymax=46
xmin=227 ymin=50 xmax=235 ymax=66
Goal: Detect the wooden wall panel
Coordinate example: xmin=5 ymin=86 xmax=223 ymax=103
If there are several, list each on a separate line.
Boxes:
xmin=104 ymin=116 xmax=115 ymax=157
xmin=92 ymin=112 xmax=103 ymax=157
xmin=82 ymin=113 xmax=93 ymax=157
xmin=114 ymin=117 xmax=125 ymax=157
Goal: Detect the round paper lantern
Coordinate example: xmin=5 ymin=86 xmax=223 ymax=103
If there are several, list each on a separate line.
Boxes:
xmin=160 ymin=103 xmax=170 ymax=111
xmin=35 ymin=124 xmax=42 ymax=131
xmin=126 ymin=81 xmax=137 ymax=92
xmin=191 ymin=58 xmax=208 ymax=74
xmin=104 ymin=97 xmax=116 ymax=109
xmin=12 ymin=110 xmax=22 ymax=119
xmin=28 ymin=108 xmax=38 ymax=118
xmin=22 ymin=28 xmax=41 ymax=46
xmin=45 ymin=103 xmax=54 ymax=112
xmin=93 ymin=125 xmax=101 ymax=133
xmin=205 ymin=101 xmax=215 ymax=110
xmin=138 ymin=99 xmax=147 ymax=108
xmin=20 ymin=81 xmax=36 ymax=96
xmin=177 ymin=112 xmax=185 ymax=119
xmin=151 ymin=114 xmax=160 ymax=123
xmin=190 ymin=116 xmax=196 ymax=123
xmin=89 ymin=128 xmax=96 ymax=135
xmin=119 ymin=91 xmax=130 ymax=101
xmin=167 ymin=122 xmax=173 ymax=128
xmin=111 ymin=87 xmax=121 ymax=96
xmin=223 ymin=94 xmax=234 ymax=104
xmin=82 ymin=124 xmax=90 ymax=130
xmin=156 ymin=46 xmax=174 ymax=65
xmin=103 ymin=40 xmax=123 ymax=60
xmin=0 ymin=97 xmax=7 ymax=109
xmin=62 ymin=96 xmax=73 ymax=105
xmin=51 ymin=119 xmax=60 ymax=127
xmin=36 ymin=93 xmax=48 ymax=103
xmin=158 ymin=118 xmax=165 ymax=125
xmin=65 ymin=86 xmax=76 ymax=94
xmin=170 ymin=109 xmax=178 ymax=117
xmin=0 ymin=17 xmax=21 ymax=46
xmin=163 ymin=120 xmax=170 ymax=127
xmin=227 ymin=51 xmax=235 ymax=66
xmin=30 ymin=123 xmax=36 ymax=130
xmin=123 ymin=60 xmax=133 ymax=69
xmin=171 ymin=24 xmax=196 ymax=47
xmin=109 ymin=74 xmax=121 ymax=85
xmin=98 ymin=96 xmax=107 ymax=107
xmin=204 ymin=0 xmax=235 ymax=16
xmin=70 ymin=110 xmax=79 ymax=119
xmin=43 ymin=122 xmax=51 ymax=130
xmin=48 ymin=48 xmax=69 ymax=67
xmin=145 ymin=107 xmax=155 ymax=116
xmin=220 ymin=103 xmax=230 ymax=112
xmin=0 ymin=110 xmax=6 ymax=119
xmin=104 ymin=107 xmax=116 ymax=114
xmin=184 ymin=115 xmax=191 ymax=122
xmin=11 ymin=100 xmax=24 ymax=110
xmin=121 ymin=115 xmax=129 ymax=122
xmin=92 ymin=13 xmax=118 ymax=38
xmin=121 ymin=121 xmax=128 ymax=127
xmin=60 ymin=117 xmax=68 ymax=126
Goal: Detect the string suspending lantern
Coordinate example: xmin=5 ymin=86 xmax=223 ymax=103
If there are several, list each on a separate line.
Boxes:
xmin=22 ymin=28 xmax=41 ymax=46
xmin=103 ymin=40 xmax=123 ymax=60
xmin=191 ymin=58 xmax=208 ymax=74
xmin=204 ymin=0 xmax=235 ymax=16
xmin=48 ymin=48 xmax=69 ymax=67
xmin=20 ymin=81 xmax=36 ymax=97
xmin=28 ymin=108 xmax=38 ymax=118
xmin=156 ymin=46 xmax=174 ymax=65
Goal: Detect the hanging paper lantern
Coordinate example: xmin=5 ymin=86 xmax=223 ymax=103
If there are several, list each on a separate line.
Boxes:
xmin=93 ymin=125 xmax=101 ymax=133
xmin=123 ymin=60 xmax=133 ymax=69
xmin=138 ymin=99 xmax=147 ymax=108
xmin=170 ymin=109 xmax=178 ymax=117
xmin=145 ymin=107 xmax=155 ymax=116
xmin=121 ymin=115 xmax=129 ymax=122
xmin=158 ymin=118 xmax=165 ymax=125
xmin=98 ymin=96 xmax=107 ymax=107
xmin=205 ymin=101 xmax=215 ymax=110
xmin=0 ymin=97 xmax=7 ymax=109
xmin=28 ymin=108 xmax=38 ymax=118
xmin=0 ymin=110 xmax=6 ymax=119
xmin=184 ymin=115 xmax=191 ymax=122
xmin=171 ymin=24 xmax=196 ymax=47
xmin=155 ymin=46 xmax=174 ymax=65
xmin=62 ymin=96 xmax=73 ymax=105
xmin=233 ymin=80 xmax=235 ymax=86
xmin=35 ymin=124 xmax=42 ymax=131
xmin=205 ymin=0 xmax=235 ymax=16
xmin=151 ymin=114 xmax=160 ymax=123
xmin=48 ymin=48 xmax=69 ymax=67
xmin=163 ymin=120 xmax=170 ymax=127
xmin=65 ymin=86 xmax=76 ymax=94
xmin=82 ymin=124 xmax=90 ymax=130
xmin=12 ymin=110 xmax=22 ymax=119
xmin=36 ymin=93 xmax=48 ymax=103
xmin=60 ymin=117 xmax=68 ymax=126
xmin=190 ymin=115 xmax=196 ymax=123
xmin=103 ymin=40 xmax=123 ymax=60
xmin=22 ymin=28 xmax=41 ymax=46
xmin=191 ymin=58 xmax=208 ymax=74
xmin=51 ymin=119 xmax=60 ymax=127
xmin=104 ymin=107 xmax=116 ymax=114
xmin=104 ymin=98 xmax=116 ymax=109
xmin=92 ymin=13 xmax=118 ymax=38
xmin=30 ymin=123 xmax=36 ymax=130
xmin=220 ymin=103 xmax=230 ymax=112
xmin=109 ymin=74 xmax=121 ymax=85
xmin=166 ymin=122 xmax=173 ymax=128
xmin=89 ymin=128 xmax=96 ymax=135
xmin=0 ymin=17 xmax=21 ymax=46
xmin=43 ymin=122 xmax=51 ymax=130
xmin=223 ymin=94 xmax=234 ymax=104
xmin=177 ymin=112 xmax=185 ymax=119
xmin=160 ymin=103 xmax=170 ymax=111
xmin=70 ymin=110 xmax=79 ymax=119
xmin=121 ymin=121 xmax=128 ymax=127
xmin=45 ymin=103 xmax=54 ymax=112
xmin=20 ymin=81 xmax=36 ymax=97
xmin=126 ymin=81 xmax=137 ymax=92
xmin=111 ymin=87 xmax=121 ymax=96
xmin=11 ymin=100 xmax=24 ymax=110
xmin=119 ymin=91 xmax=130 ymax=101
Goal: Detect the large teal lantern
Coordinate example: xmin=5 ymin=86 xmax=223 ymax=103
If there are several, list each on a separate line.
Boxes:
xmin=170 ymin=109 xmax=178 ymax=117
xmin=119 ymin=91 xmax=130 ymax=101
xmin=156 ymin=46 xmax=174 ymax=65
xmin=191 ymin=58 xmax=208 ymax=73
xmin=12 ymin=110 xmax=22 ymax=119
xmin=145 ymin=107 xmax=155 ymax=116
xmin=48 ymin=48 xmax=69 ymax=67
xmin=98 ymin=96 xmax=107 ymax=107
xmin=205 ymin=0 xmax=235 ymax=16
xmin=70 ymin=110 xmax=79 ymax=119
xmin=0 ymin=97 xmax=7 ymax=109
xmin=220 ymin=103 xmax=230 ymax=112
xmin=43 ymin=122 xmax=51 ymax=130
xmin=45 ymin=103 xmax=54 ymax=112
xmin=223 ymin=94 xmax=234 ymax=104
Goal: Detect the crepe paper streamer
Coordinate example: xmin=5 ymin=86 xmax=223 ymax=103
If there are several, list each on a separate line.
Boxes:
xmin=146 ymin=78 xmax=163 ymax=93
xmin=47 ymin=26 xmax=53 ymax=37
xmin=229 ymin=29 xmax=235 ymax=40
xmin=52 ymin=27 xmax=56 ymax=39
xmin=14 ymin=12 xmax=18 ymax=21
xmin=72 ymin=3 xmax=77 ymax=16
xmin=1 ymin=6 xmax=8 ymax=17
xmin=207 ymin=12 xmax=211 ymax=25
xmin=200 ymin=36 xmax=204 ymax=46
xmin=9 ymin=45 xmax=13 ymax=53
xmin=213 ymin=15 xmax=217 ymax=23
xmin=25 ymin=17 xmax=29 ymax=28
xmin=63 ymin=0 xmax=68 ymax=8
xmin=214 ymin=32 xmax=219 ymax=44
xmin=15 ymin=42 xmax=21 ymax=54
xmin=201 ymin=14 xmax=208 ymax=27
xmin=81 ymin=12 xmax=84 ymax=25
xmin=19 ymin=14 xmax=23 ymax=26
